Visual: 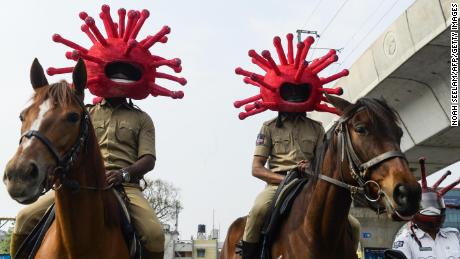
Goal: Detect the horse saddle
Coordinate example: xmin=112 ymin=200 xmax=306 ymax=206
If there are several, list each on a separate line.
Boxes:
xmin=15 ymin=188 xmax=141 ymax=259
xmin=260 ymin=170 xmax=308 ymax=259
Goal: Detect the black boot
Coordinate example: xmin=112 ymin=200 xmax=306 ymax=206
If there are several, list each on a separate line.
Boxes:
xmin=242 ymin=241 xmax=259 ymax=259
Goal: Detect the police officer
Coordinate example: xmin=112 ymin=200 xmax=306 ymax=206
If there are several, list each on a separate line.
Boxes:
xmin=10 ymin=97 xmax=165 ymax=259
xmin=241 ymin=111 xmax=325 ymax=258
xmin=393 ymin=190 xmax=460 ymax=258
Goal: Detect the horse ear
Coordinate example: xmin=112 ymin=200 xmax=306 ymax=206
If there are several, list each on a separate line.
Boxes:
xmin=30 ymin=58 xmax=49 ymax=90
xmin=72 ymin=59 xmax=87 ymax=98
xmin=325 ymin=93 xmax=352 ymax=113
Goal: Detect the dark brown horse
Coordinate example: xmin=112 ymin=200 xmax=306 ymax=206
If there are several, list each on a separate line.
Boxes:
xmin=222 ymin=95 xmax=421 ymax=259
xmin=3 ymin=59 xmax=129 ymax=259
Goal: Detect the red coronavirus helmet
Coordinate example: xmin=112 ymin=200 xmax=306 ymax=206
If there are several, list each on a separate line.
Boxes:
xmin=413 ymin=158 xmax=460 ymax=230
xmin=233 ymin=33 xmax=349 ymax=120
xmin=48 ymin=4 xmax=186 ymax=103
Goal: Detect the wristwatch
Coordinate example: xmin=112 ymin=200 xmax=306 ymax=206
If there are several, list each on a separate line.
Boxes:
xmin=120 ymin=168 xmax=131 ymax=183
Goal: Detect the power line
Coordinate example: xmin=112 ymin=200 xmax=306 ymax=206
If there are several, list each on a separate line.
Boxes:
xmin=303 ymin=0 xmax=323 ymax=28
xmin=336 ymin=0 xmax=400 ymax=71
xmin=311 ymin=0 xmax=350 ymax=58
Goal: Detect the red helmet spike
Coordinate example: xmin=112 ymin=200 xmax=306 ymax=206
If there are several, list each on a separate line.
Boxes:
xmin=286 ymin=33 xmax=294 ymax=64
xmin=261 ymin=50 xmax=281 ymax=75
xmin=239 ymin=107 xmax=268 ymax=120
xmin=439 ymin=177 xmax=460 ymax=196
xmin=123 ymin=10 xmax=139 ymax=42
xmin=72 ymin=51 xmax=104 ymax=64
xmin=432 ymin=170 xmax=452 ymax=190
xmin=124 ymin=39 xmax=137 ymax=56
xmin=243 ymin=77 xmax=261 ymax=88
xmin=85 ymin=17 xmax=107 ymax=45
xmin=294 ymin=42 xmax=305 ymax=69
xmin=52 ymin=34 xmax=88 ymax=53
xmin=295 ymin=61 xmax=309 ymax=82
xmin=234 ymin=94 xmax=262 ymax=108
xmin=312 ymin=55 xmax=338 ymax=74
xmin=142 ymin=26 xmax=171 ymax=49
xmin=156 ymin=72 xmax=187 ymax=86
xmin=65 ymin=51 xmax=78 ymax=61
xmin=250 ymin=74 xmax=275 ymax=91
xmin=419 ymin=157 xmax=428 ymax=191
xmin=47 ymin=67 xmax=74 ymax=76
xmin=273 ymin=36 xmax=288 ymax=65
xmin=79 ymin=12 xmax=88 ymax=21
xmin=118 ymin=8 xmax=126 ymax=37
xmin=234 ymin=33 xmax=348 ymax=119
xmin=300 ymin=36 xmax=315 ymax=63
xmin=152 ymin=58 xmax=181 ymax=69
xmin=248 ymin=50 xmax=271 ymax=71
xmin=322 ymin=87 xmax=343 ymax=95
xmin=320 ymin=69 xmax=349 ymax=85
xmin=81 ymin=25 xmax=97 ymax=43
xmin=315 ymin=103 xmax=340 ymax=115
xmin=101 ymin=5 xmax=117 ymax=38
xmin=130 ymin=10 xmax=149 ymax=40
xmin=310 ymin=49 xmax=336 ymax=70
xmin=150 ymin=84 xmax=184 ymax=99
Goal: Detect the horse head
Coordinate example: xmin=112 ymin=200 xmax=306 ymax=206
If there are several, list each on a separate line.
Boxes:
xmin=3 ymin=58 xmax=88 ymax=204
xmin=326 ymin=94 xmax=421 ymax=220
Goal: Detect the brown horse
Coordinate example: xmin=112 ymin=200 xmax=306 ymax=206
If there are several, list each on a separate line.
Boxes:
xmin=3 ymin=59 xmax=129 ymax=259
xmin=222 ymin=95 xmax=421 ymax=259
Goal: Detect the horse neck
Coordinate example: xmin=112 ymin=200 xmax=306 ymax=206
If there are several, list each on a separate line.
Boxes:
xmin=53 ymin=130 xmax=112 ymax=248
xmin=302 ymin=146 xmax=354 ymax=250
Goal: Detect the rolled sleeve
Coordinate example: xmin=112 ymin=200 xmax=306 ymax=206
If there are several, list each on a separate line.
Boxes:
xmin=138 ymin=114 xmax=156 ymax=159
xmin=254 ymin=124 xmax=272 ymax=157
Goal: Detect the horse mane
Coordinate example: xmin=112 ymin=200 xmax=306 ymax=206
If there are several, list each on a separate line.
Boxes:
xmin=34 ymin=81 xmax=77 ymax=108
xmin=311 ymin=97 xmax=403 ymax=180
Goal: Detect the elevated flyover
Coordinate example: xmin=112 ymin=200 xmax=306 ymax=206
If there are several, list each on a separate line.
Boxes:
xmin=312 ymin=0 xmax=457 ymax=177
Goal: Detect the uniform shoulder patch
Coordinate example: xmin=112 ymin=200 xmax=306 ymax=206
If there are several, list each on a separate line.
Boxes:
xmin=393 ymin=241 xmax=404 ymax=249
xmin=256 ymin=133 xmax=265 ymax=145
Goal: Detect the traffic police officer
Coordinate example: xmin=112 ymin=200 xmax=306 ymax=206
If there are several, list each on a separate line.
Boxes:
xmin=393 ymin=190 xmax=460 ymax=258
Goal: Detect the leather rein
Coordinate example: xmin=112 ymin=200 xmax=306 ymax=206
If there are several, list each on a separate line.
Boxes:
xmin=305 ymin=106 xmax=411 ymax=219
xmin=19 ymin=93 xmax=112 ymax=193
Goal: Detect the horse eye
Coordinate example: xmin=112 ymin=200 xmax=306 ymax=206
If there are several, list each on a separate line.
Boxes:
xmin=66 ymin=112 xmax=80 ymax=123
xmin=19 ymin=113 xmax=24 ymax=122
xmin=354 ymin=125 xmax=368 ymax=135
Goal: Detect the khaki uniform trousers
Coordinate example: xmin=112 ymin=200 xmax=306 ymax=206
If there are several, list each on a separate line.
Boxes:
xmin=242 ymin=184 xmax=361 ymax=248
xmin=13 ymin=184 xmax=165 ymax=252
xmin=243 ymin=184 xmax=278 ymax=243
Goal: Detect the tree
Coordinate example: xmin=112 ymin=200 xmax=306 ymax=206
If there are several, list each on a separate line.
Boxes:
xmin=143 ymin=178 xmax=183 ymax=225
xmin=0 ymin=226 xmax=13 ymax=254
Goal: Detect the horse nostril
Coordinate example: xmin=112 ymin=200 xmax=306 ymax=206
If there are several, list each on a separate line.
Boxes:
xmin=393 ymin=184 xmax=409 ymax=207
xmin=29 ymin=163 xmax=39 ymax=179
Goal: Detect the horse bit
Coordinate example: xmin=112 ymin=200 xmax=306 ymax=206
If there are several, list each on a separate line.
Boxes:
xmin=305 ymin=106 xmax=409 ymax=218
xmin=19 ymin=94 xmax=111 ymax=193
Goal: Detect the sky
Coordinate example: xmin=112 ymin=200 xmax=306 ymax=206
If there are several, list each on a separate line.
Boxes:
xmin=0 ymin=0 xmax=458 ymax=241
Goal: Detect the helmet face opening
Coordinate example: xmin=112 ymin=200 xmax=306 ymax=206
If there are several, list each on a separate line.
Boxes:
xmin=420 ymin=192 xmax=446 ymax=214
xmin=280 ymin=83 xmax=311 ymax=103
xmin=105 ymin=62 xmax=143 ymax=83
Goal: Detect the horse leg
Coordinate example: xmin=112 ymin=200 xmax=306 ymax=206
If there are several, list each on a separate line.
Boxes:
xmin=220 ymin=217 xmax=247 ymax=259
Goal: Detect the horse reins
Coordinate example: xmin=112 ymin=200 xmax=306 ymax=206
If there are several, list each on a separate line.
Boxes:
xmin=19 ymin=92 xmax=112 ymax=193
xmin=305 ymin=105 xmax=411 ymax=219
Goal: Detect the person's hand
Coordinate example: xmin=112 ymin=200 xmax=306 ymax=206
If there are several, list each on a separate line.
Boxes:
xmin=296 ymin=160 xmax=310 ymax=173
xmin=106 ymin=170 xmax=123 ymax=186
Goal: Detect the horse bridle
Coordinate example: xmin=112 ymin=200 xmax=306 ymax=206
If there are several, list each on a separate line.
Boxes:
xmin=19 ymin=93 xmax=108 ymax=193
xmin=306 ymin=106 xmax=410 ymax=218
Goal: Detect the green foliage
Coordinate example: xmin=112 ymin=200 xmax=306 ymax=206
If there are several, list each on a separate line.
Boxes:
xmin=0 ymin=226 xmax=13 ymax=254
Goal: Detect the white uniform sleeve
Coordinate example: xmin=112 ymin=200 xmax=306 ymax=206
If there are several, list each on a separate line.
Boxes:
xmin=393 ymin=234 xmax=412 ymax=259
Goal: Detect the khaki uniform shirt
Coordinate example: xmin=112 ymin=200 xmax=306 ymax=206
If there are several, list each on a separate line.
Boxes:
xmin=87 ymin=100 xmax=156 ymax=171
xmin=254 ymin=114 xmax=325 ymax=173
